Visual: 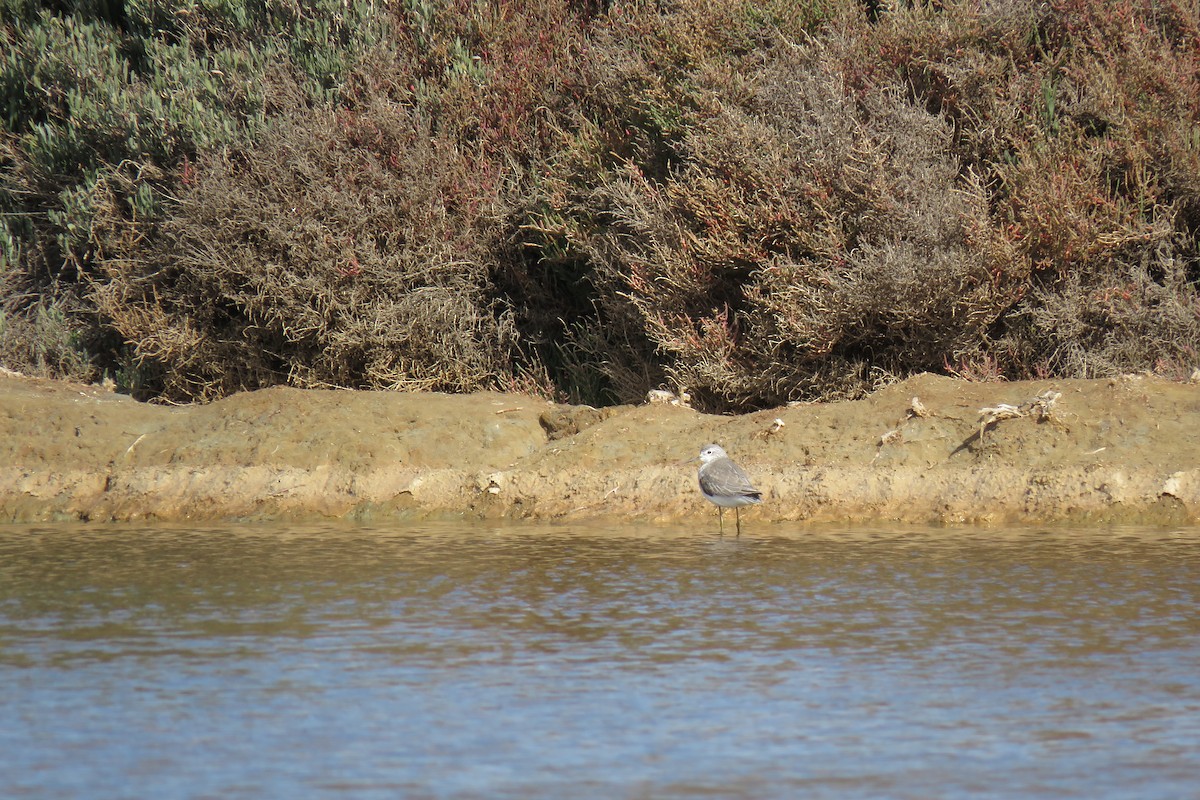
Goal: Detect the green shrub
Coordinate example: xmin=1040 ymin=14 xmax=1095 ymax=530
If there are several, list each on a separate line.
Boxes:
xmin=1 ymin=9 xmax=268 ymax=260
xmin=0 ymin=0 xmax=393 ymax=383
xmin=0 ymin=293 xmax=94 ymax=379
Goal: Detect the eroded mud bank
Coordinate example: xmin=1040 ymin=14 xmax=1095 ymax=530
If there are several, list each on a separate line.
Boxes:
xmin=3 ymin=372 xmax=1199 ymax=525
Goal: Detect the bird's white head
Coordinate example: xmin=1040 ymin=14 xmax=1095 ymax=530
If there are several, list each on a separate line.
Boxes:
xmin=698 ymin=444 xmax=728 ymax=464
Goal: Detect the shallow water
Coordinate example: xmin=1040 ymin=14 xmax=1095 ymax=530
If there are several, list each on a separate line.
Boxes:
xmin=1 ymin=521 xmax=1198 ymax=799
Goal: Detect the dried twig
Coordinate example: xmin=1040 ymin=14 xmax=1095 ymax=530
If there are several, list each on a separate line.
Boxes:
xmin=973 ymin=388 xmax=1063 ymax=444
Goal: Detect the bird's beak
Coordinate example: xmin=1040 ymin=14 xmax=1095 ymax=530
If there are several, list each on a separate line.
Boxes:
xmin=674 ymin=455 xmax=698 ymax=467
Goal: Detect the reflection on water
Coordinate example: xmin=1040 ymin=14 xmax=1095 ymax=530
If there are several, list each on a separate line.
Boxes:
xmin=1 ymin=522 xmax=1199 ymax=798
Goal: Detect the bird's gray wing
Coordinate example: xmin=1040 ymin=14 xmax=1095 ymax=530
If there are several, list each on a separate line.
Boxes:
xmin=700 ymin=458 xmax=760 ymax=496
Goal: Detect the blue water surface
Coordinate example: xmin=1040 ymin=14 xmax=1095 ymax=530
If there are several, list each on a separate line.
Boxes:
xmin=1 ymin=522 xmax=1198 ymax=799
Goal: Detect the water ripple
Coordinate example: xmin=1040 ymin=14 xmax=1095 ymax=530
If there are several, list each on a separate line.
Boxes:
xmin=1 ymin=521 xmax=1199 ymax=798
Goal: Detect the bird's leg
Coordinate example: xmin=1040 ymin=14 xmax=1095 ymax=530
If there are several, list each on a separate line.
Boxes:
xmin=735 ymin=507 xmax=741 ymax=537
xmin=718 ymin=507 xmax=724 ymax=534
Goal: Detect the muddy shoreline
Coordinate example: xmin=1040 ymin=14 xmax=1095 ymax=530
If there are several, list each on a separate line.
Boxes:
xmin=3 ymin=372 xmax=1199 ymax=526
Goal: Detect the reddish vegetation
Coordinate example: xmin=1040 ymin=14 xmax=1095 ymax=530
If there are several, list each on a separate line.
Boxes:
xmin=1 ymin=1 xmax=1198 ymax=410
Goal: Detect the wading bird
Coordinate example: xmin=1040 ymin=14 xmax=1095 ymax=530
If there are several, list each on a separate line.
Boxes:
xmin=693 ymin=443 xmax=762 ymax=535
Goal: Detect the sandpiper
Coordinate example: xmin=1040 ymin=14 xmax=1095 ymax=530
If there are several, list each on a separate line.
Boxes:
xmin=694 ymin=443 xmax=762 ymax=535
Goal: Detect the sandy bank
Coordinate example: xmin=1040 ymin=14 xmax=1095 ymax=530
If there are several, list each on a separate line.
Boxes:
xmin=2 ymin=372 xmax=1199 ymax=525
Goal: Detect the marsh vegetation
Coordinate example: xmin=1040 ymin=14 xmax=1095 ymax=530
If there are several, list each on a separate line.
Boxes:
xmin=2 ymin=0 xmax=1198 ymax=410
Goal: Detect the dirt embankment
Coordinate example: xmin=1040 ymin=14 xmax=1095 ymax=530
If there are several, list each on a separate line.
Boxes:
xmin=2 ymin=371 xmax=1199 ymax=526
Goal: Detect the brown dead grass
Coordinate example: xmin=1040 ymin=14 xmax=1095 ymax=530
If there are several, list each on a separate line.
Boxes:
xmin=91 ymin=99 xmax=520 ymax=401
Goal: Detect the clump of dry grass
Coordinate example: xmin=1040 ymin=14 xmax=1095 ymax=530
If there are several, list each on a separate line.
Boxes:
xmin=92 ymin=99 xmax=519 ymax=401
